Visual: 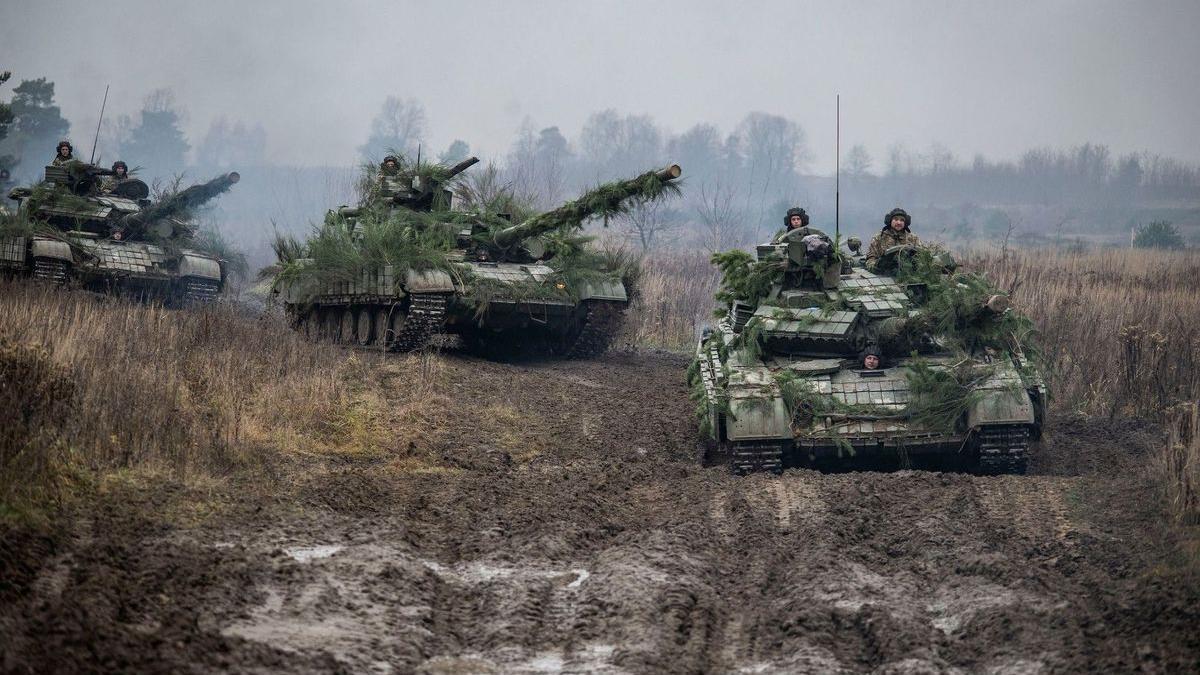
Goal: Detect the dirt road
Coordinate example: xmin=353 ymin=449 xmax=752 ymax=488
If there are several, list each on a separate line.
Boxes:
xmin=1 ymin=350 xmax=1196 ymax=673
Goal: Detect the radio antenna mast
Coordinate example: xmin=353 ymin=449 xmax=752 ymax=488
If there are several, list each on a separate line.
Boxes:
xmin=835 ymin=94 xmax=840 ymax=241
xmin=89 ymin=85 xmax=110 ymax=164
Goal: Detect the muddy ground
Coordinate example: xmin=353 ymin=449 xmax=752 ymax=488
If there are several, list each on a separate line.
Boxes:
xmin=1 ymin=349 xmax=1197 ymax=674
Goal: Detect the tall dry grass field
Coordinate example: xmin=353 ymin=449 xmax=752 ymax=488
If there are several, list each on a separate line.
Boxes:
xmin=0 ymin=283 xmax=392 ymax=518
xmin=964 ymin=248 xmax=1200 ymax=417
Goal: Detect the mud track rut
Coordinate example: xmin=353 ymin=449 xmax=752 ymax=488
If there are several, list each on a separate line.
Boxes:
xmin=2 ymin=351 xmax=1197 ymax=674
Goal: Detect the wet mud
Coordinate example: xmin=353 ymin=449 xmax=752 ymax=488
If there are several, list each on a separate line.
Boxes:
xmin=2 ymin=351 xmax=1197 ymax=673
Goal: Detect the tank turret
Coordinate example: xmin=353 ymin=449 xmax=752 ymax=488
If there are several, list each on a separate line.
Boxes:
xmin=377 ymin=156 xmax=480 ymax=212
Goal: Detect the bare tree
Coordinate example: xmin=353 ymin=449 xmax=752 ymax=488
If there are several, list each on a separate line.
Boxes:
xmin=617 ymin=199 xmax=679 ymax=252
xmin=695 ymin=179 xmax=741 ymax=253
xmin=359 ymin=96 xmax=426 ymax=161
xmin=844 ymin=144 xmax=872 ymax=177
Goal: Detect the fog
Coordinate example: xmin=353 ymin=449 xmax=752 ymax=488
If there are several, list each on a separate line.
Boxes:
xmin=3 ymin=0 xmax=1200 ymax=261
xmin=5 ymin=0 xmax=1198 ymax=167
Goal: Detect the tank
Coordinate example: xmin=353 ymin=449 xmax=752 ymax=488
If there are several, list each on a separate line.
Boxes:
xmin=690 ymin=230 xmax=1046 ymax=475
xmin=2 ymin=161 xmax=240 ymax=304
xmin=273 ymin=158 xmax=682 ymax=356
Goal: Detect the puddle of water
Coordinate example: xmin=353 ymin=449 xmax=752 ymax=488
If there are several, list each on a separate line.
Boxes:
xmin=285 ymin=544 xmax=345 ymax=562
xmin=567 ymin=569 xmax=590 ymax=589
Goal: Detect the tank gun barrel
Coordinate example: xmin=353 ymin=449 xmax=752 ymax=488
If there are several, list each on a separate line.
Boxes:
xmin=444 ymin=156 xmax=480 ymax=179
xmin=117 ymin=171 xmax=240 ymax=233
xmin=492 ymin=163 xmax=681 ymax=248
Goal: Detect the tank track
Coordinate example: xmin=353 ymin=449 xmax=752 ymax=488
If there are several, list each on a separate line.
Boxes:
xmin=976 ymin=425 xmax=1031 ymax=475
xmin=566 ymin=300 xmax=625 ymax=358
xmin=388 ymin=293 xmax=448 ymax=353
xmin=32 ymin=258 xmax=68 ymax=285
xmin=730 ymin=441 xmax=784 ymax=475
xmin=182 ymin=278 xmax=221 ymax=305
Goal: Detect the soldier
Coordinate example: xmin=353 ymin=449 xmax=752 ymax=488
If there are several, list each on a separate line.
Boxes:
xmin=865 ymin=207 xmax=921 ymax=269
xmin=100 ymin=161 xmax=128 ymax=193
xmin=52 ymin=140 xmax=74 ymax=166
xmin=860 ymin=344 xmax=883 ymax=370
xmin=379 ymin=155 xmax=401 ymax=176
xmin=773 ymin=206 xmax=813 ymax=242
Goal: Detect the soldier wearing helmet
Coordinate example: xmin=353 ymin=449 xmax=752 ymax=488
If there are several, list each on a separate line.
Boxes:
xmin=865 ymin=207 xmax=921 ymax=269
xmin=860 ymin=344 xmax=884 ymax=370
xmin=773 ymin=206 xmax=813 ymax=242
xmin=52 ymin=140 xmax=74 ymax=166
xmin=380 ymin=155 xmax=401 ymax=176
xmin=100 ymin=161 xmax=129 ymax=193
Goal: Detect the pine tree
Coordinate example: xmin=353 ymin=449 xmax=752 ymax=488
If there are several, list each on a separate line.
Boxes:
xmin=0 ymin=76 xmax=70 ymax=177
xmin=121 ymin=89 xmax=190 ymax=179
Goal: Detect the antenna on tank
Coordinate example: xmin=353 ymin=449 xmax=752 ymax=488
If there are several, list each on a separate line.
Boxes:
xmin=835 ymin=94 xmax=840 ymax=241
xmin=89 ymin=85 xmax=110 ymax=164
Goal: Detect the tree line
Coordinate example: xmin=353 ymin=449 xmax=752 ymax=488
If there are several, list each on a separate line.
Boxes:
xmin=3 ymin=79 xmax=1198 ymax=251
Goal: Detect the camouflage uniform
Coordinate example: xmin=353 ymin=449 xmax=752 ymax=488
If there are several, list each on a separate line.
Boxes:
xmin=100 ymin=161 xmax=128 ymax=193
xmin=865 ymin=208 xmax=920 ymax=268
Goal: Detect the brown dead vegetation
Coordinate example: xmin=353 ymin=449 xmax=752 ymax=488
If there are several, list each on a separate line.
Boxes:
xmin=0 ymin=282 xmax=447 ymax=523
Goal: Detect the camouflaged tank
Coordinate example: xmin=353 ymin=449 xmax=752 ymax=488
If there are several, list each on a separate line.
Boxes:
xmin=691 ymin=229 xmax=1045 ymax=475
xmin=3 ymin=161 xmax=239 ymax=304
xmin=276 ymin=158 xmax=681 ymax=356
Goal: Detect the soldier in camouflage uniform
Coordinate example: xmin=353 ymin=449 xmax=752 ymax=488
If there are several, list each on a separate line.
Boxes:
xmin=52 ymin=140 xmax=74 ymax=166
xmin=865 ymin=207 xmax=921 ymax=270
xmin=100 ymin=160 xmax=128 ymax=193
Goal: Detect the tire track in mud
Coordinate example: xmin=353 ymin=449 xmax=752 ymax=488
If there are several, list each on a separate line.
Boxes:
xmin=3 ymin=351 xmax=1198 ymax=673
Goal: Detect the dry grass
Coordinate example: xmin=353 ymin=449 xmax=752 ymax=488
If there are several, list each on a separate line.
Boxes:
xmin=963 ymin=248 xmax=1200 ymax=417
xmin=1158 ymin=402 xmax=1200 ymax=569
xmin=622 ymin=250 xmax=720 ymax=350
xmin=0 ymin=282 xmax=442 ymax=521
xmin=1160 ymin=403 xmax=1200 ymax=525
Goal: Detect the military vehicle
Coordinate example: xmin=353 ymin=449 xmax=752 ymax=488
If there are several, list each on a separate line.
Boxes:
xmin=690 ymin=229 xmax=1045 ymax=475
xmin=2 ymin=161 xmax=239 ymax=304
xmin=273 ymin=157 xmax=681 ymax=356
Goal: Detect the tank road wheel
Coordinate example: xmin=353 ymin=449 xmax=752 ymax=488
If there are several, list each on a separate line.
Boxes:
xmin=32 ymin=257 xmax=69 ymax=285
xmin=564 ymin=300 xmax=627 ymax=358
xmin=300 ymin=309 xmax=320 ymax=342
xmin=319 ymin=307 xmax=341 ymax=342
xmin=975 ymin=425 xmax=1031 ymax=475
xmin=371 ymin=307 xmax=394 ymax=349
xmin=353 ymin=307 xmax=374 ymax=346
xmin=338 ymin=307 xmax=357 ymax=344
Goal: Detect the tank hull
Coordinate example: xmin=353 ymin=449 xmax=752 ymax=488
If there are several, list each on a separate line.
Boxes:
xmin=0 ymin=234 xmax=224 ymax=305
xmin=280 ymin=259 xmax=628 ymax=357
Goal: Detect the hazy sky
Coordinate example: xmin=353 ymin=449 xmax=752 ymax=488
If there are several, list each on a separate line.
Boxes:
xmin=3 ymin=0 xmax=1198 ymax=171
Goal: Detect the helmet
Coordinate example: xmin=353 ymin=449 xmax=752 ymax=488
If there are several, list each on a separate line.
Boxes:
xmin=784 ymin=207 xmax=809 ymax=228
xmin=111 ymin=160 xmax=127 ymax=173
xmin=382 ymin=155 xmax=399 ymax=166
xmin=56 ymin=140 xmax=73 ymax=154
xmin=860 ymin=344 xmax=884 ymax=368
xmin=884 ymin=207 xmax=911 ymax=230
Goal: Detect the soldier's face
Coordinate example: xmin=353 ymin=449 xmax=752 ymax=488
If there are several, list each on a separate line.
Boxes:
xmin=864 ymin=355 xmax=880 ymax=369
xmin=385 ymin=160 xmax=397 ymax=169
xmin=115 ymin=167 xmax=126 ymax=177
xmin=890 ymin=217 xmax=906 ymax=231
xmin=789 ymin=215 xmax=803 ymax=228
xmin=58 ymin=146 xmax=70 ymax=157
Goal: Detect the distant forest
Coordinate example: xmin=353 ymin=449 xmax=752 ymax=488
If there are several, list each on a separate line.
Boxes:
xmin=4 ymin=81 xmax=1199 ymax=261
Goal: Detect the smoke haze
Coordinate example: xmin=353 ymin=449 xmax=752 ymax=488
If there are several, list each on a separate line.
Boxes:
xmin=4 ymin=0 xmax=1199 ymax=169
